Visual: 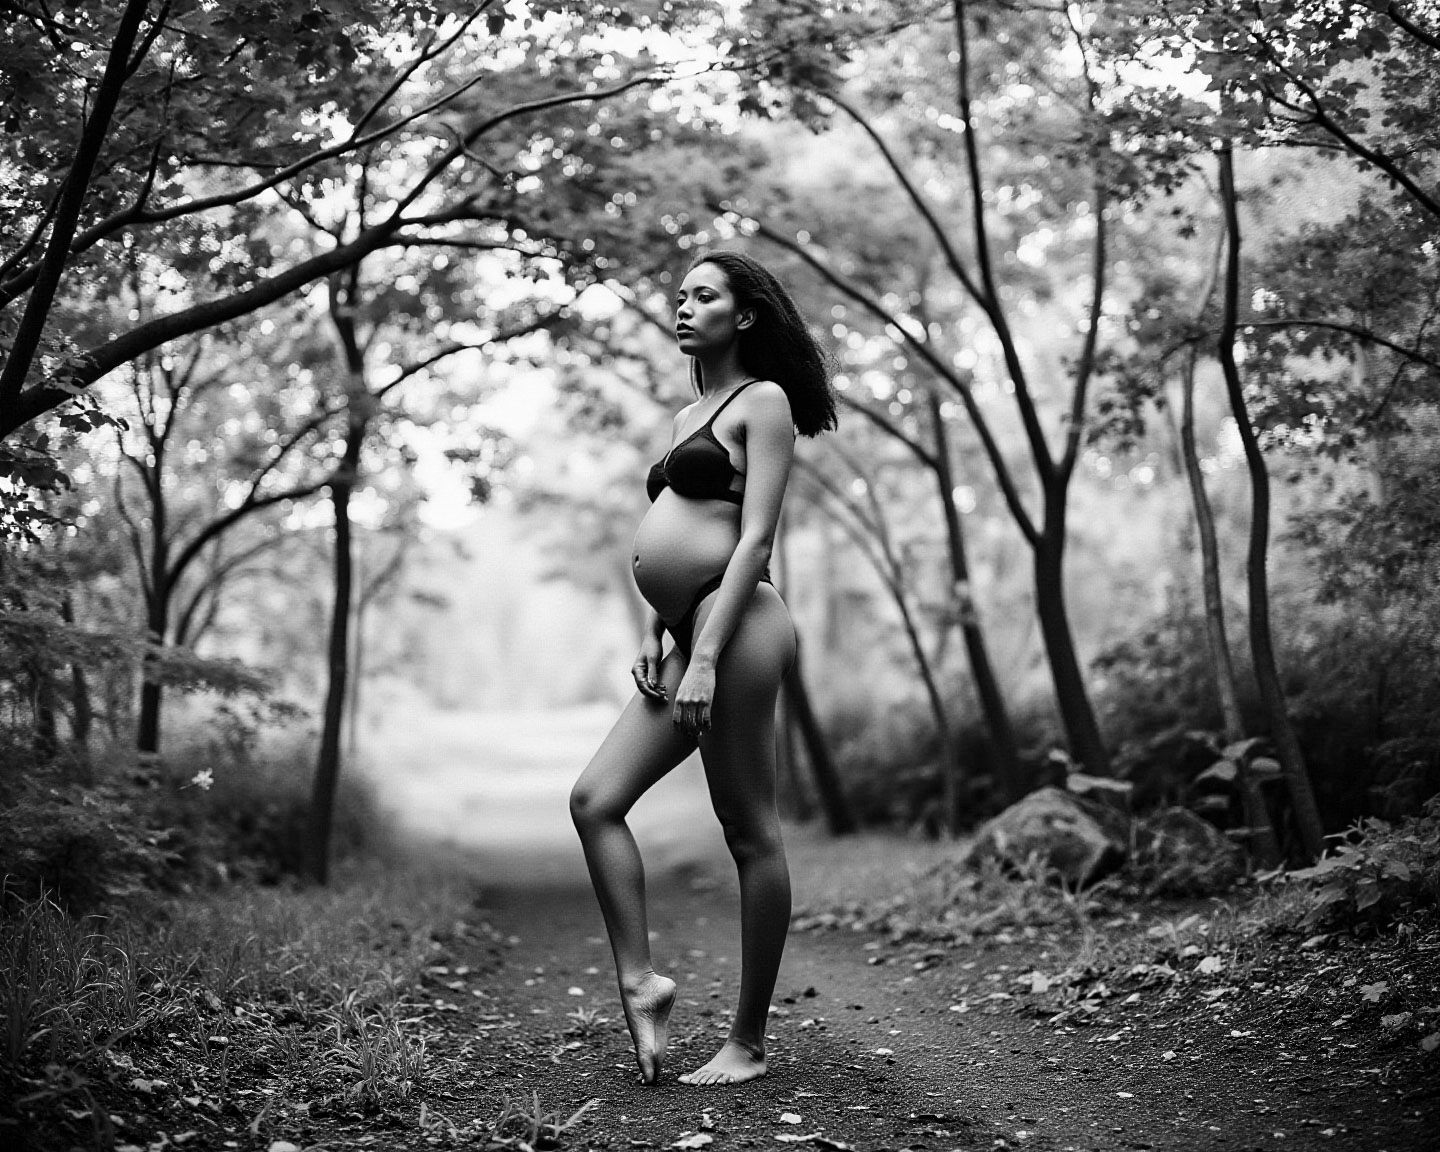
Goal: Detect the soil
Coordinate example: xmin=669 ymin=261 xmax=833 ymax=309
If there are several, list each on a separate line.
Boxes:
xmin=10 ymin=702 xmax=1437 ymax=1151
xmin=411 ymin=869 xmax=1440 ymax=1152
xmin=10 ymin=851 xmax=1440 ymax=1152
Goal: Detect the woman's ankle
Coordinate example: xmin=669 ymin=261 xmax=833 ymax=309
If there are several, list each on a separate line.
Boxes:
xmin=619 ymin=968 xmax=663 ymax=994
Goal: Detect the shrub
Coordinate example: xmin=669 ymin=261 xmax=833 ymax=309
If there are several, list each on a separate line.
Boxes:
xmin=0 ymin=702 xmax=389 ymax=911
xmin=1284 ymin=795 xmax=1440 ymax=931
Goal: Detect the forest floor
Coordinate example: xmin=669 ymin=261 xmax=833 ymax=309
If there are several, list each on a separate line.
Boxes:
xmin=6 ymin=705 xmax=1439 ymax=1151
xmin=7 ymin=826 xmax=1439 ymax=1152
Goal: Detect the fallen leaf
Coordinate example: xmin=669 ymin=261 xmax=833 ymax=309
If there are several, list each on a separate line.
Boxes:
xmin=1161 ymin=1050 xmax=1177 ymax=1061
xmin=1197 ymin=956 xmax=1224 ymax=975
xmin=1028 ymin=972 xmax=1051 ymax=994
xmin=1360 ymin=982 xmax=1389 ymax=1003
xmin=1381 ymin=1012 xmax=1413 ymax=1030
xmin=1419 ymin=1033 xmax=1439 ymax=1053
xmin=672 ymin=1135 xmax=713 ymax=1150
xmin=780 ymin=1113 xmax=803 ymax=1124
xmin=568 ymin=987 xmax=585 ymax=996
xmin=267 ymin=1143 xmax=301 ymax=1152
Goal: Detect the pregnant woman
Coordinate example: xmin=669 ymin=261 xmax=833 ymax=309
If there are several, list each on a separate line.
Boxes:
xmin=570 ymin=250 xmax=836 ymax=1086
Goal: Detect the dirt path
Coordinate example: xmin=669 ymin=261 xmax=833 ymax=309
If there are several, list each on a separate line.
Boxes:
xmin=382 ymin=860 xmax=1433 ymax=1152
xmin=351 ymin=706 xmax=1437 ymax=1151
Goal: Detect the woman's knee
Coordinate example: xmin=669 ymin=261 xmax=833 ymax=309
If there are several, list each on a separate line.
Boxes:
xmin=716 ymin=812 xmax=784 ymax=864
xmin=570 ymin=779 xmax=622 ymax=831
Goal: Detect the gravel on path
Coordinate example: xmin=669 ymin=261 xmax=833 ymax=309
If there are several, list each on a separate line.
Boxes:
xmin=418 ymin=864 xmax=1437 ymax=1152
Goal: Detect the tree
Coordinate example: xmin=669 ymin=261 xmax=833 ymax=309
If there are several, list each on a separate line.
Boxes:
xmin=717 ymin=0 xmax=1179 ymax=773
xmin=104 ymin=322 xmax=342 ymax=754
xmin=0 ymin=0 xmax=690 ymax=439
xmin=794 ymin=449 xmax=965 ymax=832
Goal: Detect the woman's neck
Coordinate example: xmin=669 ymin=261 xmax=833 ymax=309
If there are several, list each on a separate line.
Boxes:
xmin=694 ymin=348 xmax=749 ymax=397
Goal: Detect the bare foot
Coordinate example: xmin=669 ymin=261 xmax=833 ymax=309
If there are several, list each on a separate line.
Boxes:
xmin=678 ymin=1038 xmax=767 ymax=1086
xmin=619 ymin=972 xmax=676 ymax=1085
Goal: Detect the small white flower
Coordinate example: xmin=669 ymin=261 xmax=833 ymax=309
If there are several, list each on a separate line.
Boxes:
xmin=190 ymin=768 xmax=214 ymax=791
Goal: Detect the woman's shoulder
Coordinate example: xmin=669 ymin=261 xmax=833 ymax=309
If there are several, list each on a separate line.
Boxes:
xmin=738 ymin=379 xmax=792 ymax=424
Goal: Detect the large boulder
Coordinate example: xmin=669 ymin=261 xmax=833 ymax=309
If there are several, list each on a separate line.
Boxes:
xmin=1134 ymin=807 xmax=1246 ymax=895
xmin=965 ymin=786 xmax=1128 ymax=887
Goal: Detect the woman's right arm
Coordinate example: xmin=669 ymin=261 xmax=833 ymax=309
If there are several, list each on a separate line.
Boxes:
xmin=633 ymin=611 xmax=668 ymax=700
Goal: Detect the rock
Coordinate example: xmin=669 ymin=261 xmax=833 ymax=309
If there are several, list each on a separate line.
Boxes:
xmin=1134 ymin=807 xmax=1246 ymax=895
xmin=965 ymin=786 xmax=1128 ymax=887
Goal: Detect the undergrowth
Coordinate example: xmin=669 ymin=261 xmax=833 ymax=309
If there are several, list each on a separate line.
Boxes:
xmin=0 ymin=862 xmax=486 ymax=1148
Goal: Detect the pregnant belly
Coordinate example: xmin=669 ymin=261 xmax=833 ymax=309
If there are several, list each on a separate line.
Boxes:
xmin=632 ymin=493 xmax=740 ymax=623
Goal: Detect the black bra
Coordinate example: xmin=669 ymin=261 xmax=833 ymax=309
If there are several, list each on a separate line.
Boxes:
xmin=646 ymin=379 xmax=761 ymax=505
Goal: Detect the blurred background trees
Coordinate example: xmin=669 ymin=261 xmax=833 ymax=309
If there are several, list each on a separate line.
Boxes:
xmin=2 ymin=0 xmax=1437 ymax=896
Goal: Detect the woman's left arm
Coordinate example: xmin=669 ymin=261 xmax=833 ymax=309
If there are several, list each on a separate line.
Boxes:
xmin=672 ymin=381 xmax=794 ymax=735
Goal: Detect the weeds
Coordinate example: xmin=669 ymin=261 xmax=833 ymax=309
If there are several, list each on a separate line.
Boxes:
xmin=564 ymin=1004 xmax=609 ymax=1037
xmin=328 ymin=1004 xmax=427 ymax=1108
xmin=490 ymin=1091 xmax=599 ymax=1150
xmin=1 ymin=861 xmax=481 ymax=1146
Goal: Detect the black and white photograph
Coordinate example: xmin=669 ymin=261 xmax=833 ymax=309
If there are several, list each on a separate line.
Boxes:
xmin=2 ymin=2 xmax=1437 ymax=1149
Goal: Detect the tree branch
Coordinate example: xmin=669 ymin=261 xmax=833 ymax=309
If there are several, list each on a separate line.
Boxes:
xmin=743 ymin=212 xmax=1040 ymax=544
xmin=827 ymin=92 xmax=987 ymax=306
xmin=0 ymin=0 xmax=152 ymax=418
xmin=1383 ymin=2 xmax=1440 ymax=52
xmin=952 ymin=0 xmax=1054 ymax=479
xmin=838 ymin=392 xmax=939 ymax=470
xmin=1243 ymin=318 xmax=1440 ymax=373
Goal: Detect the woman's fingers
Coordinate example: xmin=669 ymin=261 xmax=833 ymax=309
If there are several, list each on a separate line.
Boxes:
xmin=633 ymin=661 xmax=667 ymax=700
xmin=671 ymin=696 xmax=711 ymax=735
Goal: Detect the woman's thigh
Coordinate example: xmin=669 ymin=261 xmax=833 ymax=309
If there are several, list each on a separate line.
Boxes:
xmin=571 ymin=648 xmax=696 ymax=821
xmin=694 ymin=585 xmax=795 ymax=820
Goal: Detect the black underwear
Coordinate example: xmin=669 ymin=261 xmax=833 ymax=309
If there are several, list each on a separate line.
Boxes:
xmin=646 ymin=379 xmax=762 ymax=505
xmin=669 ymin=569 xmax=772 ymax=656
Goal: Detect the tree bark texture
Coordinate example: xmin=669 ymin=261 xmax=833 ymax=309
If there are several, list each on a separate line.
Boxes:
xmin=926 ymin=390 xmax=1022 ymax=799
xmin=137 ymin=444 xmax=170 ymax=756
xmin=1033 ymin=503 xmax=1109 ymax=775
xmin=1179 ymin=350 xmax=1281 ymax=867
xmin=1216 ymin=145 xmax=1325 ymax=861
xmin=0 ymin=0 xmax=152 ymax=423
xmin=782 ymin=640 xmax=856 ymax=836
xmin=306 ymin=288 xmax=370 ymax=885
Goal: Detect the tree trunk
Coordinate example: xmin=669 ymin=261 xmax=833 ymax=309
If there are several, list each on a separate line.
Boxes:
xmin=782 ymin=640 xmax=855 ymax=835
xmin=775 ymin=695 xmax=815 ymax=820
xmin=307 ymin=283 xmax=370 ymax=885
xmin=137 ymin=559 xmax=169 ymax=755
xmin=1033 ymin=501 xmax=1109 ymax=774
xmin=0 ymin=0 xmax=152 ymax=426
xmin=1180 ymin=351 xmax=1245 ymax=741
xmin=1179 ymin=349 xmax=1281 ymax=867
xmin=61 ymin=593 xmax=94 ymax=781
xmin=880 ymin=555 xmax=961 ymax=835
xmin=136 ymin=636 xmax=165 ymax=754
xmin=307 ymin=414 xmax=363 ymax=884
xmin=28 ymin=656 xmax=58 ymax=763
xmin=346 ymin=538 xmax=365 ymax=761
xmin=926 ymin=389 xmax=1022 ymax=800
xmin=772 ymin=511 xmax=813 ymax=821
xmin=1216 ymin=144 xmax=1325 ymax=860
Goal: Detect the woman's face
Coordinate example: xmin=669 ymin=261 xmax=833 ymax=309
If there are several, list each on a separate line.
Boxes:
xmin=674 ymin=262 xmax=751 ymax=358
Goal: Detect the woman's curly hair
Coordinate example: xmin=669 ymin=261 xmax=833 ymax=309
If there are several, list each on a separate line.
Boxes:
xmin=687 ymin=250 xmax=838 ymax=437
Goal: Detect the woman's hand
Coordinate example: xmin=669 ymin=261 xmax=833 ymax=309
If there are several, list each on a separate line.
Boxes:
xmin=672 ymin=658 xmax=717 ymax=737
xmin=632 ymin=635 xmax=667 ymax=701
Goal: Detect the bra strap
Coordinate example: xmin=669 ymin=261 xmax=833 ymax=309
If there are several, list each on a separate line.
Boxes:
xmin=702 ymin=378 xmax=762 ymax=429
